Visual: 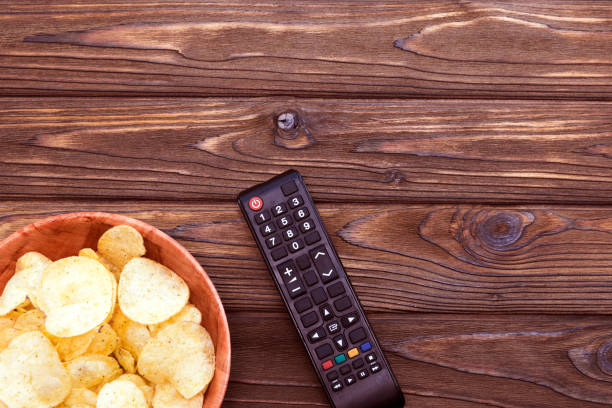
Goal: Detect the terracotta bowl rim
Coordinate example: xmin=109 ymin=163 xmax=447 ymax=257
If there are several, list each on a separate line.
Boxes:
xmin=0 ymin=211 xmax=231 ymax=407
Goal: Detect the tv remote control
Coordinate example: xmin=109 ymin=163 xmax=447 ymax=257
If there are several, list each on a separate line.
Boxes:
xmin=238 ymin=170 xmax=405 ymax=408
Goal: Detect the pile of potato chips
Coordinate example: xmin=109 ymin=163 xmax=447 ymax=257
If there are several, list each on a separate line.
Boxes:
xmin=0 ymin=225 xmax=215 ymax=408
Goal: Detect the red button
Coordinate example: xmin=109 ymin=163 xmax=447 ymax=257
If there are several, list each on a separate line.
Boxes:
xmin=248 ymin=196 xmax=263 ymax=211
xmin=322 ymin=360 xmax=333 ymax=371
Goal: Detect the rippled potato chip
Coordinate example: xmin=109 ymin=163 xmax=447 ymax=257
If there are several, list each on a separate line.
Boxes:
xmin=111 ymin=309 xmax=151 ymax=359
xmin=88 ymin=323 xmax=119 ymax=356
xmin=119 ymin=258 xmax=189 ymax=325
xmin=114 ymin=347 xmax=136 ymax=374
xmin=65 ymin=354 xmax=122 ymax=389
xmin=119 ymin=374 xmax=154 ymax=405
xmin=13 ymin=309 xmax=45 ymax=331
xmin=153 ymin=383 xmax=203 ymax=408
xmin=97 ymin=225 xmax=146 ymax=270
xmin=15 ymin=251 xmax=51 ymax=273
xmin=138 ymin=321 xmax=215 ymax=399
xmin=55 ymin=331 xmax=94 ymax=362
xmin=148 ymin=304 xmax=202 ymax=335
xmin=0 ymin=331 xmax=71 ymax=408
xmin=0 ymin=258 xmax=49 ymax=316
xmin=38 ymin=257 xmax=115 ymax=337
xmin=0 ymin=327 xmax=22 ymax=351
xmin=63 ymin=387 xmax=97 ymax=407
xmin=97 ymin=379 xmax=148 ymax=408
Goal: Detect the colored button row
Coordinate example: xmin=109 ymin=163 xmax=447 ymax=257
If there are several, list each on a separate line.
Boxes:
xmin=321 ymin=341 xmax=372 ymax=371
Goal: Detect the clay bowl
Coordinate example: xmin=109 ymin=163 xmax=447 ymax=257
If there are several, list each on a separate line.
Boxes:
xmin=0 ymin=212 xmax=230 ymax=407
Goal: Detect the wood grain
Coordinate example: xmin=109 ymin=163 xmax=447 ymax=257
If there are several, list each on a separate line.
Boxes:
xmin=2 ymin=98 xmax=612 ymax=203
xmin=0 ymin=1 xmax=610 ymax=98
xmin=226 ymin=312 xmax=612 ymax=407
xmin=4 ymin=201 xmax=612 ymax=314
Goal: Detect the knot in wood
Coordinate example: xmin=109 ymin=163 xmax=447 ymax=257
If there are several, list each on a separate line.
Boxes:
xmin=273 ymin=109 xmax=316 ymax=150
xmin=277 ymin=111 xmax=298 ymax=130
xmin=597 ymin=341 xmax=612 ymax=376
xmin=476 ymin=211 xmax=524 ymax=250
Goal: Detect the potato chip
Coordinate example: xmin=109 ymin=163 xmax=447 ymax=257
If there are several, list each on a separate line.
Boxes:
xmin=110 ymin=309 xmax=151 ymax=359
xmin=138 ymin=321 xmax=215 ymax=399
xmin=119 ymin=374 xmax=154 ymax=405
xmin=114 ymin=347 xmax=136 ymax=373
xmin=97 ymin=225 xmax=146 ymax=270
xmin=0 ymin=317 xmax=13 ymax=332
xmin=149 ymin=303 xmax=201 ymax=335
xmin=65 ymin=354 xmax=122 ymax=389
xmin=0 ymin=331 xmax=71 ymax=408
xmin=0 ymin=262 xmax=47 ymax=316
xmin=38 ymin=256 xmax=115 ymax=337
xmin=153 ymin=383 xmax=203 ymax=408
xmin=55 ymin=331 xmax=95 ymax=361
xmin=15 ymin=251 xmax=51 ymax=273
xmin=13 ymin=309 xmax=45 ymax=331
xmin=97 ymin=379 xmax=148 ymax=408
xmin=0 ymin=327 xmax=22 ymax=351
xmin=63 ymin=388 xmax=97 ymax=407
xmin=88 ymin=323 xmax=119 ymax=356
xmin=119 ymin=258 xmax=189 ymax=325
xmin=78 ymin=248 xmax=99 ymax=261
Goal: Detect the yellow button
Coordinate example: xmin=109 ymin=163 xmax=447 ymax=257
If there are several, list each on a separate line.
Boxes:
xmin=348 ymin=348 xmax=359 ymax=359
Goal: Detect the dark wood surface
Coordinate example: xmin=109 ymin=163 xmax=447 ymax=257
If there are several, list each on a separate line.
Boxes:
xmin=1 ymin=1 xmax=612 ymax=406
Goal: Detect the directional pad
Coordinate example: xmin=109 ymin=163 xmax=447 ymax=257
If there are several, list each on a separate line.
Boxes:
xmin=333 ymin=334 xmax=348 ymax=351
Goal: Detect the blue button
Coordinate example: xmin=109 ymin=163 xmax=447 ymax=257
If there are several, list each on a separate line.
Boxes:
xmin=360 ymin=342 xmax=372 ymax=352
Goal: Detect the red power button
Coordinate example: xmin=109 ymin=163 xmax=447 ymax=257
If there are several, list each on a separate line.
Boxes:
xmin=248 ymin=196 xmax=263 ymax=211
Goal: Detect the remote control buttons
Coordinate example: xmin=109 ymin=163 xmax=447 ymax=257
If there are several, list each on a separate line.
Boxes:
xmin=333 ymin=334 xmax=348 ymax=351
xmin=254 ymin=209 xmax=270 ymax=224
xmin=341 ymin=312 xmax=359 ymax=328
xmin=305 ymin=231 xmax=321 ymax=245
xmin=344 ymin=375 xmax=356 ymax=386
xmin=310 ymin=245 xmax=339 ymax=284
xmin=308 ymin=326 xmax=326 ymax=343
xmin=327 ymin=371 xmax=338 ymax=381
xmin=273 ymin=203 xmax=287 ymax=216
xmin=331 ymin=380 xmax=343 ymax=392
xmin=366 ymin=353 xmax=377 ymax=363
xmin=339 ymin=365 xmax=351 ymax=375
xmin=334 ymin=296 xmax=352 ymax=312
xmin=294 ymin=207 xmax=309 ymax=221
xmin=347 ymin=348 xmax=359 ymax=359
xmin=352 ymin=358 xmax=364 ymax=369
xmin=303 ymin=270 xmax=318 ymax=286
xmin=299 ymin=219 xmax=314 ymax=233
xmin=260 ymin=222 xmax=276 ymax=236
xmin=357 ymin=369 xmax=369 ymax=380
xmin=266 ymin=234 xmax=282 ymax=249
xmin=294 ymin=296 xmax=312 ymax=313
xmin=283 ymin=227 xmax=299 ymax=241
xmin=322 ymin=360 xmax=334 ymax=371
xmin=301 ymin=311 xmax=319 ymax=328
xmin=316 ymin=343 xmax=334 ymax=359
xmin=360 ymin=342 xmax=372 ymax=352
xmin=327 ymin=321 xmax=341 ymax=334
xmin=371 ymin=362 xmax=382 ymax=373
xmin=277 ymin=215 xmax=293 ymax=228
xmin=327 ymin=282 xmax=345 ymax=298
xmin=271 ymin=246 xmax=287 ymax=261
xmin=288 ymin=238 xmax=304 ymax=253
xmin=288 ymin=195 xmax=303 ymax=208
xmin=281 ymin=180 xmax=298 ymax=196
xmin=249 ymin=196 xmax=264 ymax=211
xmin=334 ymin=354 xmax=346 ymax=364
xmin=296 ymin=254 xmax=311 ymax=270
xmin=311 ymin=287 xmax=328 ymax=305
xmin=349 ymin=327 xmax=367 ymax=343
xmin=320 ymin=304 xmax=334 ymax=321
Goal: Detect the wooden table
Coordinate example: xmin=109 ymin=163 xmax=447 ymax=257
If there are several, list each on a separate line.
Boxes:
xmin=1 ymin=1 xmax=612 ymax=406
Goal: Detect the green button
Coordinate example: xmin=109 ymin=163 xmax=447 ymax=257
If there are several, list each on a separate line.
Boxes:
xmin=334 ymin=354 xmax=346 ymax=364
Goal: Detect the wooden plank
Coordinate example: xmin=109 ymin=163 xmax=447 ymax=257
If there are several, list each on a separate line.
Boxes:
xmin=0 ymin=1 xmax=610 ymax=98
xmin=2 ymin=98 xmax=612 ymax=203
xmin=226 ymin=312 xmax=612 ymax=407
xmin=4 ymin=201 xmax=612 ymax=314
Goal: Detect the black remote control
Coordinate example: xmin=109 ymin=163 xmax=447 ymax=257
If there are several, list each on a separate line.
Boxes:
xmin=238 ymin=170 xmax=404 ymax=408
